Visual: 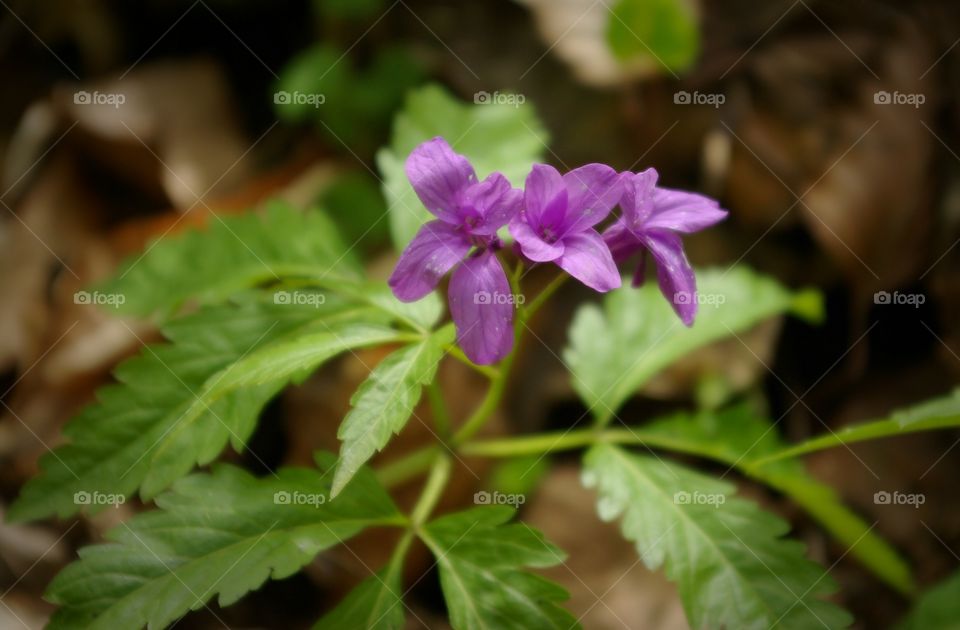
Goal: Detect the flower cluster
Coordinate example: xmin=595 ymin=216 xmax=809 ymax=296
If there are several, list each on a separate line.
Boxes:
xmin=388 ymin=137 xmax=727 ymax=365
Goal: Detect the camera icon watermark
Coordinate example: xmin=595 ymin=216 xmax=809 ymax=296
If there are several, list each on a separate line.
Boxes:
xmin=873 ymin=290 xmax=925 ymax=308
xmin=673 ymin=490 xmax=725 ymax=508
xmin=874 ymin=490 xmax=925 ymax=508
xmin=73 ymin=490 xmax=126 ymax=508
xmin=473 ymin=91 xmax=526 ymax=108
xmin=74 ymin=90 xmax=126 ymax=108
xmin=673 ymin=90 xmax=725 ymax=108
xmin=473 ymin=490 xmax=525 ymax=506
xmin=673 ymin=291 xmax=726 ymax=307
xmin=473 ymin=291 xmax=525 ymax=307
xmin=74 ymin=290 xmax=126 ymax=308
xmin=273 ymin=490 xmax=327 ymax=507
xmin=274 ymin=90 xmax=326 ymax=108
xmin=873 ymin=90 xmax=924 ymax=108
xmin=273 ymin=290 xmax=326 ymax=308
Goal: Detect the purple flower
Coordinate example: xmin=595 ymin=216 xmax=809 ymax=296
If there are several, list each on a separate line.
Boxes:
xmin=603 ymin=168 xmax=728 ymax=325
xmin=388 ymin=137 xmax=522 ymax=365
xmin=509 ymin=164 xmax=623 ymax=292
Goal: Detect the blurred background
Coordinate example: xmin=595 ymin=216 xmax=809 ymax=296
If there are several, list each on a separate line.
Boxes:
xmin=0 ymin=0 xmax=959 ymax=627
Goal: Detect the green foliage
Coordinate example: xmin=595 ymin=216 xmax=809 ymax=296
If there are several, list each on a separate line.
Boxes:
xmin=377 ymin=84 xmax=548 ymax=250
xmin=275 ymin=43 xmax=423 ymax=150
xmin=583 ymin=444 xmax=852 ymax=629
xmin=606 ymin=0 xmax=700 ymax=72
xmin=640 ymin=405 xmax=914 ymax=594
xmin=100 ymin=202 xmax=361 ymax=317
xmin=318 ymin=171 xmax=391 ymax=254
xmin=565 ymin=266 xmax=822 ymax=425
xmin=332 ymin=325 xmax=454 ymax=496
xmin=8 ymin=296 xmax=411 ymax=521
xmin=45 ymin=453 xmax=402 ymax=629
xmin=898 ymin=570 xmax=960 ymax=630
xmin=756 ymin=388 xmax=960 ymax=463
xmin=420 ymin=506 xmax=578 ymax=629
xmin=313 ymin=569 xmax=404 ymax=630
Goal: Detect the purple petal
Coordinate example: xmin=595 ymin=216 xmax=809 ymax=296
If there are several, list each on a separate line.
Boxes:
xmin=643 ymin=231 xmax=697 ymax=326
xmin=645 ymin=187 xmax=728 ymax=233
xmin=523 ymin=164 xmax=568 ymax=232
xmin=561 ymin=164 xmax=623 ymax=233
xmin=388 ymin=220 xmax=471 ymax=302
xmin=620 ymin=168 xmax=659 ymax=227
xmin=460 ymin=172 xmax=523 ymax=235
xmin=405 ymin=137 xmax=477 ymax=222
xmin=555 ymin=230 xmax=622 ymax=292
xmin=602 ymin=219 xmax=642 ymax=263
xmin=509 ymin=218 xmax=564 ymax=262
xmin=448 ymin=251 xmax=514 ymax=365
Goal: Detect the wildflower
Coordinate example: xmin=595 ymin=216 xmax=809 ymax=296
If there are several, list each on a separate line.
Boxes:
xmin=509 ymin=164 xmax=622 ymax=292
xmin=388 ymin=137 xmax=521 ymax=364
xmin=604 ymin=168 xmax=727 ymax=325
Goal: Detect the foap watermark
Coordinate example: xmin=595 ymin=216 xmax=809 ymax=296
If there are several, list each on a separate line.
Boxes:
xmin=874 ymin=490 xmax=925 ymax=508
xmin=74 ymin=490 xmax=125 ymax=507
xmin=674 ymin=490 xmax=725 ymax=507
xmin=474 ymin=490 xmax=525 ymax=506
xmin=674 ymin=90 xmax=725 ymax=108
xmin=274 ymin=90 xmax=326 ymax=108
xmin=273 ymin=490 xmax=327 ymax=507
xmin=274 ymin=290 xmax=326 ymax=308
xmin=874 ymin=90 xmax=925 ymax=108
xmin=74 ymin=90 xmax=125 ymax=108
xmin=674 ymin=291 xmax=725 ymax=307
xmin=873 ymin=290 xmax=925 ymax=308
xmin=474 ymin=291 xmax=525 ymax=307
xmin=473 ymin=91 xmax=526 ymax=108
xmin=74 ymin=290 xmax=126 ymax=308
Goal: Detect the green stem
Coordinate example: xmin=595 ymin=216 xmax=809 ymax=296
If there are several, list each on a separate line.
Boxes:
xmin=521 ymin=271 xmax=568 ymax=323
xmin=446 ymin=345 xmax=499 ymax=379
xmin=427 ymin=381 xmax=453 ymax=439
xmin=410 ymin=454 xmax=452 ymax=526
xmin=376 ymin=446 xmax=438 ymax=488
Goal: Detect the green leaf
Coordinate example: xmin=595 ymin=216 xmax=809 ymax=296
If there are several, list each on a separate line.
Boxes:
xmin=898 ymin=569 xmax=960 ymax=630
xmin=377 ymin=84 xmax=548 ymax=250
xmin=583 ymin=445 xmax=852 ymax=629
xmin=606 ymin=0 xmax=700 ymax=72
xmin=319 ymin=171 xmax=391 ymax=254
xmin=564 ymin=266 xmax=821 ymax=425
xmin=420 ymin=506 xmax=578 ymax=630
xmin=100 ymin=202 xmax=361 ymax=317
xmin=639 ymin=406 xmax=914 ymax=594
xmin=332 ymin=325 xmax=454 ymax=496
xmin=8 ymin=301 xmax=331 ymax=521
xmin=755 ymin=388 xmax=960 ymax=464
xmin=8 ymin=299 xmax=399 ymax=522
xmin=45 ymin=453 xmax=402 ymax=629
xmin=140 ymin=321 xmax=404 ymax=498
xmin=275 ymin=43 xmax=422 ymax=150
xmin=313 ymin=569 xmax=404 ymax=630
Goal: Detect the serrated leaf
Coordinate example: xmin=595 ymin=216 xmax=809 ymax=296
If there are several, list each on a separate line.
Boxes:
xmin=45 ymin=453 xmax=402 ymax=630
xmin=100 ymin=202 xmax=361 ymax=317
xmin=565 ymin=266 xmax=821 ymax=424
xmin=420 ymin=506 xmax=578 ymax=630
xmin=141 ymin=321 xmax=403 ymax=498
xmin=756 ymin=388 xmax=960 ymax=463
xmin=606 ymin=0 xmax=700 ymax=72
xmin=332 ymin=325 xmax=454 ymax=496
xmin=583 ymin=444 xmax=852 ymax=629
xmin=313 ymin=568 xmax=404 ymax=630
xmin=898 ymin=569 xmax=960 ymax=630
xmin=377 ymin=84 xmax=548 ymax=250
xmin=639 ymin=405 xmax=914 ymax=594
xmin=8 ymin=300 xmax=399 ymax=522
